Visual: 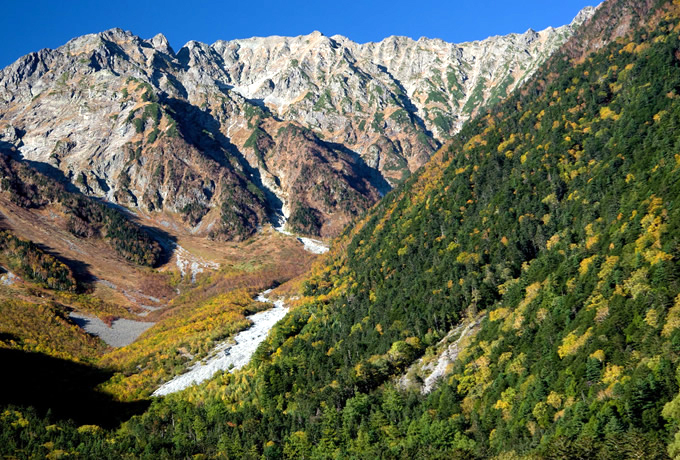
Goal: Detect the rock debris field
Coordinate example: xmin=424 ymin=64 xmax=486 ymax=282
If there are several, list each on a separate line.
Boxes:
xmin=69 ymin=312 xmax=155 ymax=348
xmin=152 ymin=291 xmax=288 ymax=396
xmin=297 ymin=236 xmax=329 ymax=254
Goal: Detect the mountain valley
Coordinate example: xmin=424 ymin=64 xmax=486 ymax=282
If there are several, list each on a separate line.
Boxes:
xmin=5 ymin=0 xmax=680 ymax=458
xmin=0 ymin=8 xmax=592 ymax=239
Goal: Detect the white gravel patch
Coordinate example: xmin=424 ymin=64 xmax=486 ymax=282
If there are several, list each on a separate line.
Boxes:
xmin=1 ymin=270 xmax=19 ymax=286
xmin=152 ymin=290 xmax=288 ymax=396
xmin=175 ymin=245 xmax=220 ymax=283
xmin=274 ymin=222 xmax=329 ymax=254
xmin=396 ymin=316 xmax=483 ymax=394
xmin=95 ymin=278 xmax=118 ymax=290
xmin=421 ymin=321 xmax=478 ymax=394
xmin=297 ymin=236 xmax=329 ymax=254
xmin=69 ymin=312 xmax=155 ymax=348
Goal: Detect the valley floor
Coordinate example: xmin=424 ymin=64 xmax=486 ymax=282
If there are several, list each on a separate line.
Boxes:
xmin=68 ymin=312 xmax=155 ymax=348
xmin=0 ymin=205 xmax=322 ymax=404
xmin=153 ymin=290 xmax=288 ymax=396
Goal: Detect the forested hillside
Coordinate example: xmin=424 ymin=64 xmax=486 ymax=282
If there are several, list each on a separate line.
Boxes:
xmin=4 ymin=0 xmax=680 ymax=458
xmin=0 ymin=152 xmax=162 ymax=267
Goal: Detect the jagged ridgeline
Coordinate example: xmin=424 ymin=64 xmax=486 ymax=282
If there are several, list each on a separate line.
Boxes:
xmin=6 ymin=0 xmax=680 ymax=459
xmin=0 ymin=8 xmax=591 ymax=238
xmin=98 ymin=0 xmax=677 ymax=457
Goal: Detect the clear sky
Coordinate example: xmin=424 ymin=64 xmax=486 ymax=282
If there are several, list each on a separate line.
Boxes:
xmin=0 ymin=0 xmax=597 ymax=69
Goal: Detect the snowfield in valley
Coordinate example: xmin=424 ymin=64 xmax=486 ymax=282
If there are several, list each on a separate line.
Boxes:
xmin=152 ymin=290 xmax=288 ymax=396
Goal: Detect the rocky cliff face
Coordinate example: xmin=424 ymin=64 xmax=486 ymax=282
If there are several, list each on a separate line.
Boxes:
xmin=0 ymin=6 xmax=595 ymax=238
xmin=224 ymin=10 xmax=594 ymax=134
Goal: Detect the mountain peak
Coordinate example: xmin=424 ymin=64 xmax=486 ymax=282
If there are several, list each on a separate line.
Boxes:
xmin=0 ymin=10 xmax=589 ymax=239
xmin=572 ymin=4 xmax=600 ymax=27
xmin=98 ymin=27 xmax=134 ymax=42
xmin=149 ymin=33 xmax=173 ymax=55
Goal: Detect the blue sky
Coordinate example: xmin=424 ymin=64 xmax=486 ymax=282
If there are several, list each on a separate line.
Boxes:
xmin=0 ymin=0 xmax=596 ymax=69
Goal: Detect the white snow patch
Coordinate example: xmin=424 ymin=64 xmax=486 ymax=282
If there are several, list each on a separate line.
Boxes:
xmin=260 ymin=174 xmax=290 ymax=224
xmin=273 ymin=217 xmax=329 ymax=255
xmin=274 ymin=223 xmax=290 ymax=235
xmin=69 ymin=312 xmax=155 ymax=348
xmin=152 ymin=290 xmax=288 ymax=396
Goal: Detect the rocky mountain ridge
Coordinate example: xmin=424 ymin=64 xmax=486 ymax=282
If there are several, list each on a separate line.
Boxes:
xmin=223 ymin=5 xmax=596 ymax=137
xmin=0 ymin=5 xmax=596 ymax=238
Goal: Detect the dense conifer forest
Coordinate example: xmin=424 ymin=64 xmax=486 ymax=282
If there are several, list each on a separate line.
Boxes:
xmin=3 ymin=0 xmax=680 ymax=458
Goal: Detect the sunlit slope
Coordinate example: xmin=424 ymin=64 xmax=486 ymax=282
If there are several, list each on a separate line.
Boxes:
xmin=162 ymin=0 xmax=680 ymax=456
xmin=4 ymin=0 xmax=680 ymax=458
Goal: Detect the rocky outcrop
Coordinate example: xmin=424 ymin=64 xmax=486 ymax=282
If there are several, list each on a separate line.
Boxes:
xmin=0 ymin=6 xmax=595 ymax=238
xmin=216 ymin=7 xmax=596 ymax=179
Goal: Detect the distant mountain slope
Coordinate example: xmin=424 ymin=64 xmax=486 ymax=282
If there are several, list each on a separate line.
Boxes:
xmin=0 ymin=147 xmax=162 ymax=267
xmin=220 ymin=7 xmax=594 ymax=146
xmin=59 ymin=0 xmax=679 ymax=457
xmin=0 ymin=7 xmax=592 ymax=238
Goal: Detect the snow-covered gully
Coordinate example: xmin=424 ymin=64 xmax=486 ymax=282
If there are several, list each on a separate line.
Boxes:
xmin=274 ymin=219 xmax=329 ymax=255
xmin=152 ymin=290 xmax=288 ymax=396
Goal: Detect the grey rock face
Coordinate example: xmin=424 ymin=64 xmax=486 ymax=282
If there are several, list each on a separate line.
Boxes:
xmin=0 ymin=6 xmax=595 ymax=237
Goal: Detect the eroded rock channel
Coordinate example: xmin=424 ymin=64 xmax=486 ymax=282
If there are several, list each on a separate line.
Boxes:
xmin=152 ymin=290 xmax=288 ymax=396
